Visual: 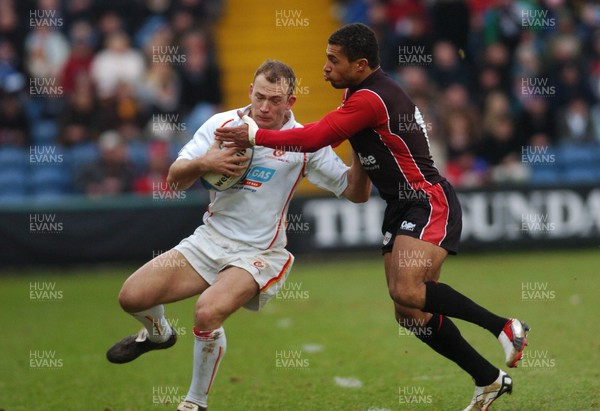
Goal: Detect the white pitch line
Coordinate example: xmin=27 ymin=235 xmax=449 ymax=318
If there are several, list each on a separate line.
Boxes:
xmin=333 ymin=376 xmax=363 ymax=388
xmin=302 ymin=343 xmax=324 ymax=353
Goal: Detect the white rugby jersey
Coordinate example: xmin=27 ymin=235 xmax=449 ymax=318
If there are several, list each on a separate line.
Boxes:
xmin=177 ymin=105 xmax=349 ymax=249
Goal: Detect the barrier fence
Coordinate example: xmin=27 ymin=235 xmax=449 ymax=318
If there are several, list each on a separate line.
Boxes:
xmin=1 ymin=186 xmax=598 ymax=267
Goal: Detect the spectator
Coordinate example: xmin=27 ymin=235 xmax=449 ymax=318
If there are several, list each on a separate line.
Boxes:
xmin=553 ymin=61 xmax=595 ymax=108
xmin=96 ymin=81 xmax=147 ymax=141
xmin=490 ymin=152 xmax=530 ymax=185
xmin=75 ymin=130 xmax=137 ymax=196
xmin=478 ymin=113 xmax=519 ymax=166
xmin=441 ymin=108 xmax=480 ymax=160
xmin=588 ymin=31 xmax=600 ymax=102
xmin=515 ymin=96 xmax=556 ymax=147
xmin=440 ymin=82 xmax=475 ymax=112
xmin=58 ymin=84 xmax=98 ymax=147
xmin=0 ymin=0 xmax=23 ymax=52
xmin=445 ymin=151 xmax=489 ymax=188
xmin=133 ymin=140 xmax=172 ymax=194
xmin=0 ymin=92 xmax=29 ymax=147
xmin=90 ymin=31 xmax=145 ymax=99
xmin=141 ymin=24 xmax=181 ymax=115
xmin=482 ymin=0 xmax=523 ymax=50
xmin=395 ymin=66 xmax=436 ymax=101
xmin=428 ymin=40 xmax=470 ymax=90
xmin=430 ymin=0 xmax=470 ymax=53
xmin=478 ymin=112 xmax=529 ymax=185
xmin=386 ymin=0 xmax=426 ymax=36
xmin=143 ymin=63 xmax=180 ymax=116
xmin=60 ymin=20 xmax=96 ymax=95
xmin=178 ymin=29 xmax=222 ymax=126
xmin=481 ymin=42 xmax=511 ymax=93
xmin=24 ymin=25 xmax=70 ymax=79
xmin=0 ymin=39 xmax=21 ymax=89
xmin=557 ymin=98 xmax=596 ymax=143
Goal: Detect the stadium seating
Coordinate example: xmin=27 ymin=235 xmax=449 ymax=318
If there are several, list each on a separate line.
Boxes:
xmin=67 ymin=143 xmax=100 ymax=171
xmin=0 ymin=168 xmax=28 ymax=201
xmin=528 ymin=165 xmax=561 ymax=186
xmin=29 ymin=165 xmax=71 ymax=195
xmin=0 ymin=147 xmax=29 ymax=172
xmin=30 ymin=120 xmax=59 ymax=144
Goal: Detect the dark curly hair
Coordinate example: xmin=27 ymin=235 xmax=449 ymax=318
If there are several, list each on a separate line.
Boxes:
xmin=328 ymin=23 xmax=380 ymax=69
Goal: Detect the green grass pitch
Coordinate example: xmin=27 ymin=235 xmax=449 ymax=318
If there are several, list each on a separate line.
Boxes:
xmin=1 ymin=249 xmax=599 ymax=410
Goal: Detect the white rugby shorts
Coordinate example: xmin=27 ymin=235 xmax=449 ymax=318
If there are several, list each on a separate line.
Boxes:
xmin=174 ymin=224 xmax=294 ymax=311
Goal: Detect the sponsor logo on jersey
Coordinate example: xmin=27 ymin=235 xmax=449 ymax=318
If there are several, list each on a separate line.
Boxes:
xmin=400 ymin=220 xmax=416 ymax=231
xmin=358 ymin=152 xmax=380 ymax=170
xmin=252 ymin=257 xmax=268 ymax=269
xmin=383 ymin=231 xmax=393 ymax=245
xmin=243 ymin=166 xmax=276 ymax=188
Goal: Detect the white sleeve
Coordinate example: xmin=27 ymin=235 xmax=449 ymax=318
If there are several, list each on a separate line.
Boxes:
xmin=305 ymin=146 xmax=350 ymax=197
xmin=177 ymin=116 xmax=217 ymax=161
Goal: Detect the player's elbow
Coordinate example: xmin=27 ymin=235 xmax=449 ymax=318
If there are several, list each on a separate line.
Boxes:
xmin=350 ymin=191 xmax=370 ymax=203
xmin=356 ymin=192 xmax=371 ymax=203
xmin=166 ymin=166 xmax=191 ymax=191
xmin=343 ymin=186 xmax=371 ymax=203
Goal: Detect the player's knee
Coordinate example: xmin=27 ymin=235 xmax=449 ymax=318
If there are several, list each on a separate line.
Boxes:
xmin=118 ymin=284 xmax=145 ymax=313
xmin=194 ymin=301 xmax=223 ymax=330
xmin=388 ymin=283 xmax=419 ymax=308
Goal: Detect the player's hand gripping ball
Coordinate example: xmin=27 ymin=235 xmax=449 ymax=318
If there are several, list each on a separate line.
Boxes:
xmin=201 ymin=145 xmax=254 ymax=191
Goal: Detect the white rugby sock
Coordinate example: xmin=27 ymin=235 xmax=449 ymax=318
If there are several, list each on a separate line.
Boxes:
xmin=185 ymin=327 xmax=227 ymax=407
xmin=131 ymin=305 xmax=173 ymax=343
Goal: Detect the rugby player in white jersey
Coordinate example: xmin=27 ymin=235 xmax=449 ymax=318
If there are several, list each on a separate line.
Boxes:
xmin=105 ymin=60 xmax=371 ymax=411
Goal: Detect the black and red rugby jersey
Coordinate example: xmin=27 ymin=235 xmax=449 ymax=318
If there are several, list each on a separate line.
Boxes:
xmin=255 ymin=68 xmax=446 ymax=202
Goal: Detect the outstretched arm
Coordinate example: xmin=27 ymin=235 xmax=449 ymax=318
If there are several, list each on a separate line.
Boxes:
xmin=214 ymin=91 xmax=382 ymax=151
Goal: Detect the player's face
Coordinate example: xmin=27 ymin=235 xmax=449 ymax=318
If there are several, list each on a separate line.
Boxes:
xmin=323 ymin=44 xmax=361 ymax=88
xmin=249 ymin=74 xmax=296 ymax=130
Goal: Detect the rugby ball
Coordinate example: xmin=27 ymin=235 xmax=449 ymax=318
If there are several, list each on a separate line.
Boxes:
xmin=201 ymin=146 xmax=254 ymax=191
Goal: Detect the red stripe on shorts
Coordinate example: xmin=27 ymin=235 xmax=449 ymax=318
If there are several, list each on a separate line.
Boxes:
xmin=260 ymin=252 xmax=293 ymax=292
xmin=421 ymin=183 xmax=449 ymax=246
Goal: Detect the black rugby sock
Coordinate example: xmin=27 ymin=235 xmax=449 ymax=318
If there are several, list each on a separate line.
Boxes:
xmin=423 ymin=281 xmax=507 ymax=336
xmin=415 ymin=314 xmax=499 ymax=386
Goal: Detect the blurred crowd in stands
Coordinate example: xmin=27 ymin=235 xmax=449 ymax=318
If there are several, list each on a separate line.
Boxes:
xmin=0 ymin=0 xmax=223 ymax=199
xmin=0 ymin=0 xmax=599 ymax=201
xmin=335 ymin=0 xmax=600 ymax=188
